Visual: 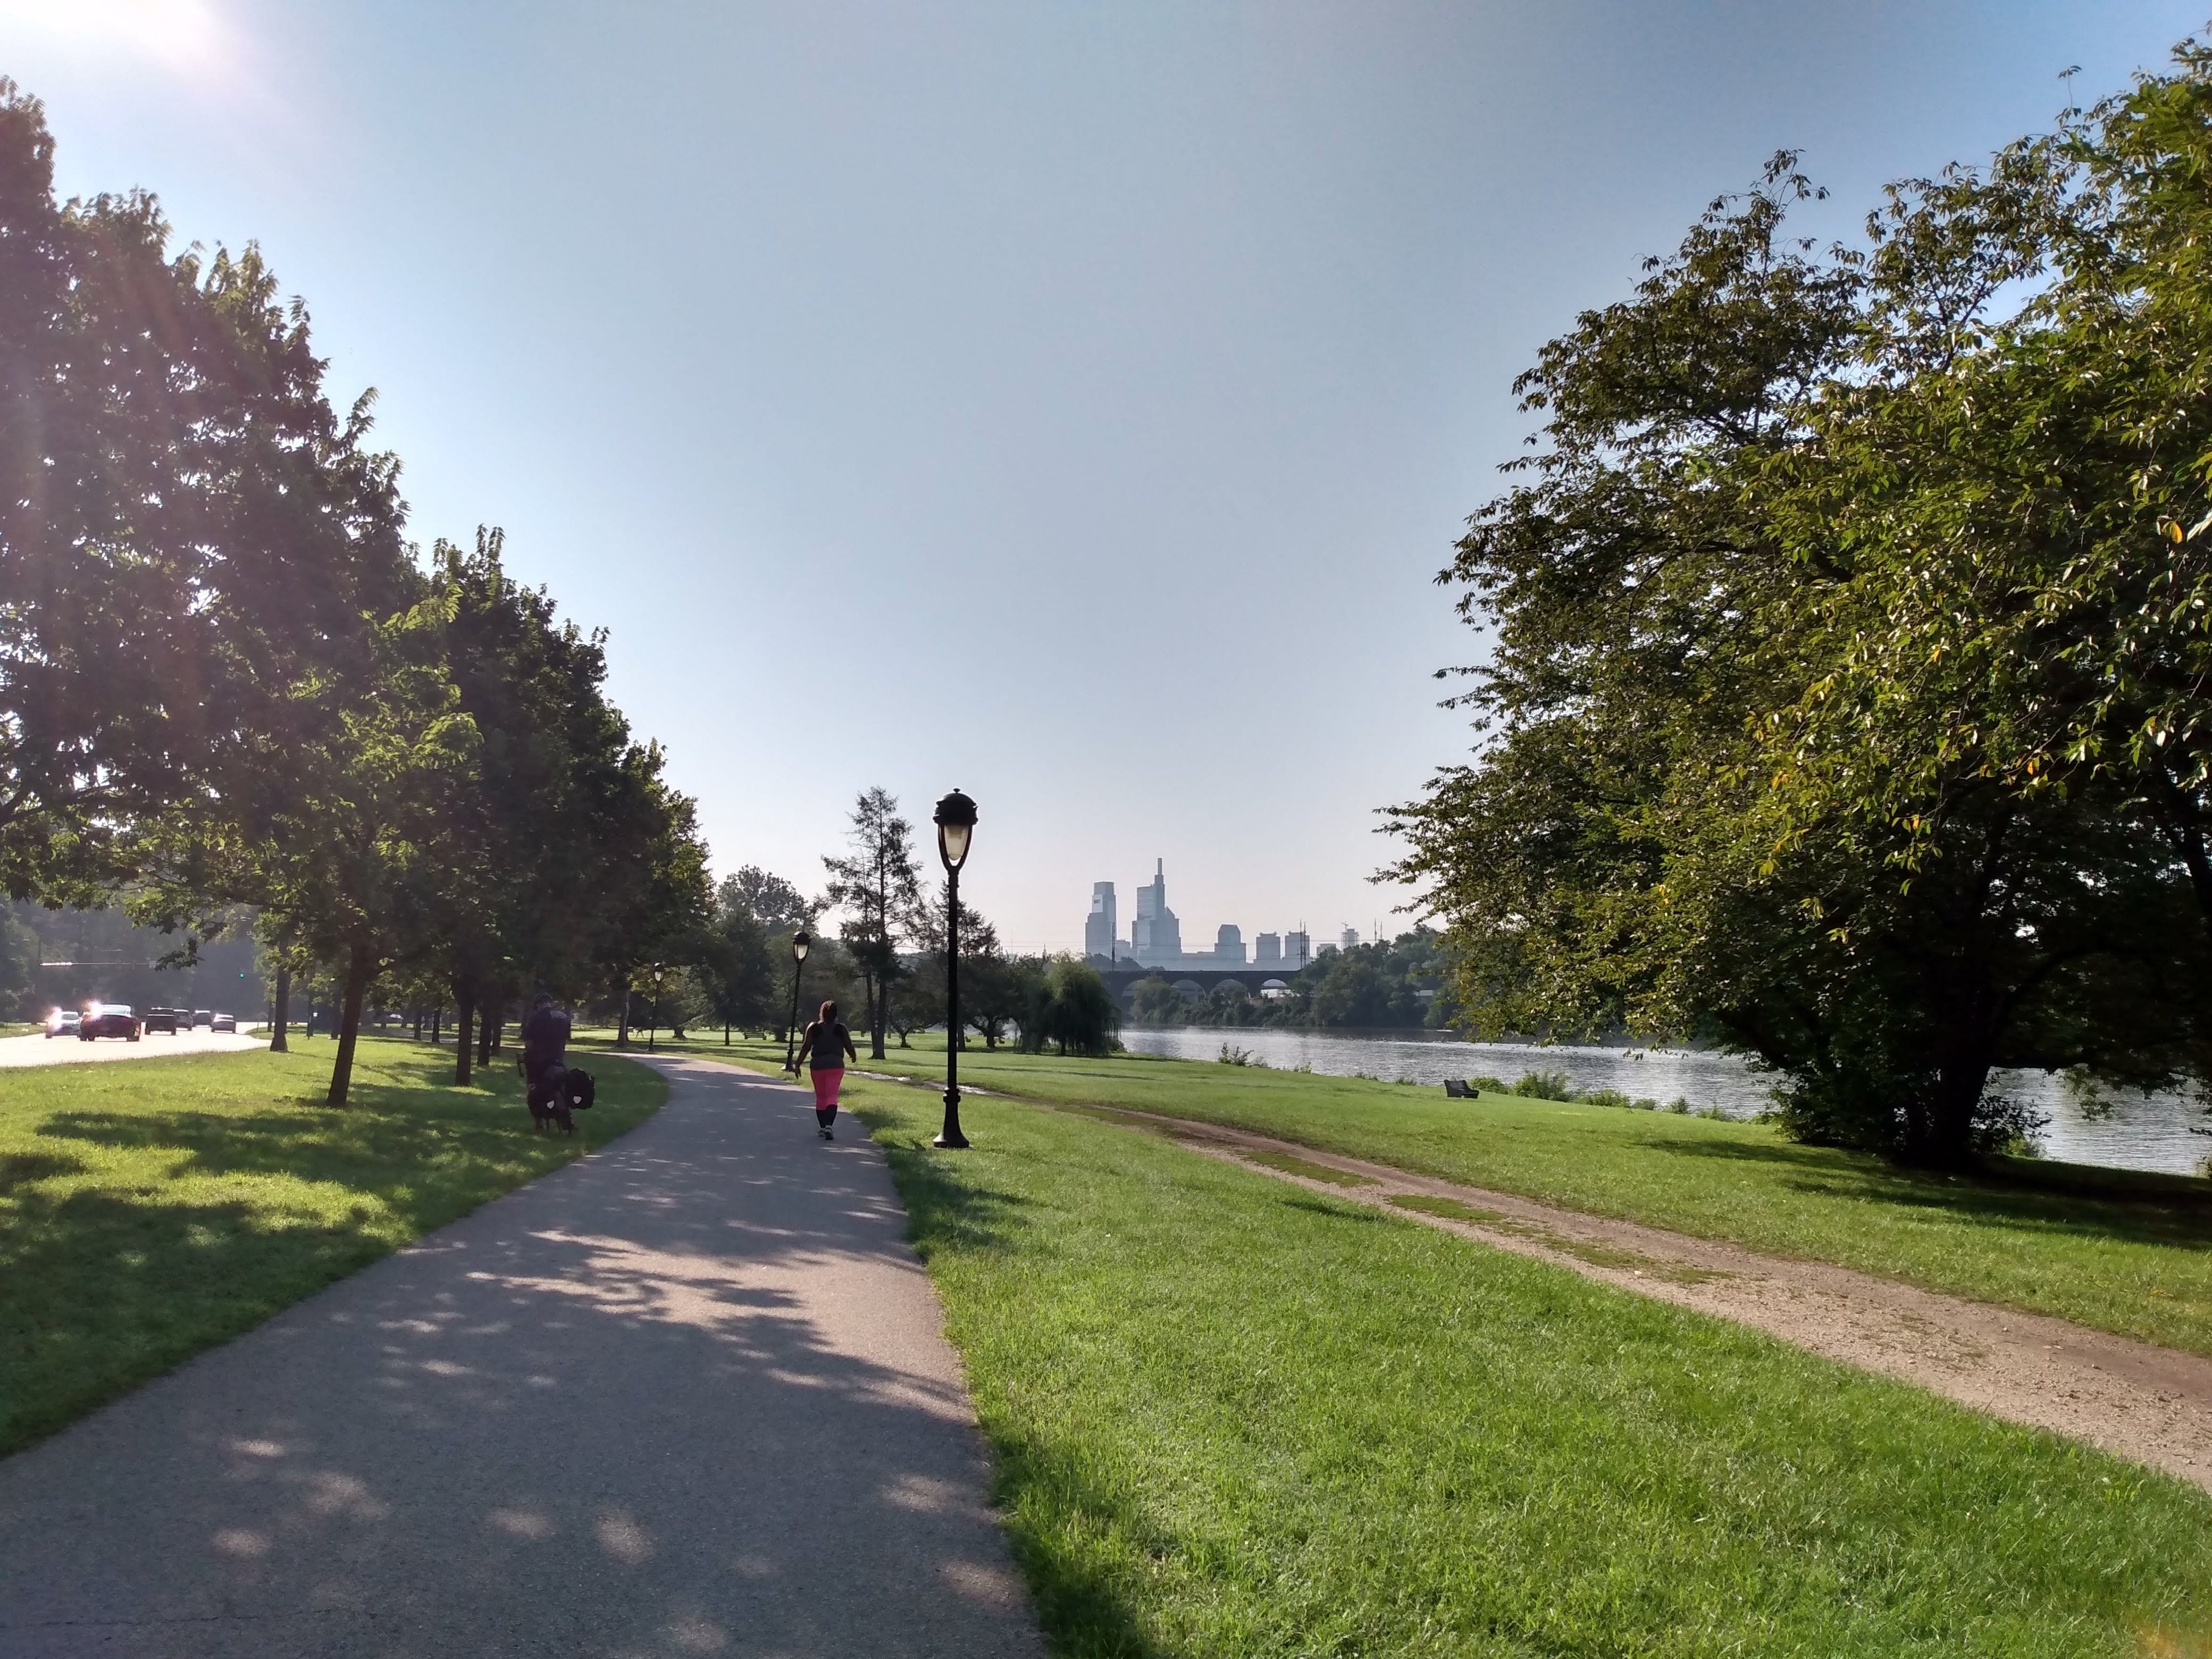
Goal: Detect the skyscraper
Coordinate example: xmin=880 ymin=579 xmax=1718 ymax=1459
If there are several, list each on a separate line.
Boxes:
xmin=1084 ymin=882 xmax=1118 ymax=960
xmin=1284 ymin=928 xmax=1311 ymax=968
xmin=1130 ymin=859 xmax=1182 ymax=965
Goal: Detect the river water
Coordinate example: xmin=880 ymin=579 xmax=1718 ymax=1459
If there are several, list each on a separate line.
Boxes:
xmin=1118 ymin=1026 xmax=2209 ymax=1177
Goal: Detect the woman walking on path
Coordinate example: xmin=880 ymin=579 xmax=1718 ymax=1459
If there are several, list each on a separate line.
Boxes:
xmin=801 ymin=1000 xmax=858 ymax=1139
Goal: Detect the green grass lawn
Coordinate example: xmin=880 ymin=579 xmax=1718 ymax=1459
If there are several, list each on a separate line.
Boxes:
xmin=682 ymin=1032 xmax=2212 ymax=1359
xmin=0 ymin=1034 xmax=663 ymax=1456
xmin=835 ymin=1071 xmax=2212 ymax=1658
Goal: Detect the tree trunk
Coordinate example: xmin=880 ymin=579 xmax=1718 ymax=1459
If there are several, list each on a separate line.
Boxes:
xmin=454 ymin=981 xmax=475 ymax=1086
xmin=477 ymin=1003 xmax=496 ymax=1068
xmin=868 ymin=970 xmax=886 ymax=1061
xmin=325 ymin=948 xmax=374 ymax=1108
xmin=411 ymin=1007 xmax=423 ymax=1042
xmin=269 ymin=967 xmax=291 ymax=1053
xmin=723 ymin=1019 xmax=731 ymax=1046
xmin=430 ymin=1007 xmax=441 ymax=1045
xmin=615 ymin=979 xmax=633 ymax=1048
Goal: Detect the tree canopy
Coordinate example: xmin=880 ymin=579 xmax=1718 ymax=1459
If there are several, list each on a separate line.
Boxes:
xmin=0 ymin=84 xmax=711 ymax=1103
xmin=1389 ymin=45 xmax=2212 ymax=1164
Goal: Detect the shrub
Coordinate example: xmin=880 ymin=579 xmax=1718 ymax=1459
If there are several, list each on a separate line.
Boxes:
xmin=1583 ymin=1088 xmax=1632 ymax=1110
xmin=1512 ymin=1069 xmax=1578 ymax=1101
xmin=1467 ymin=1074 xmax=1506 ymax=1095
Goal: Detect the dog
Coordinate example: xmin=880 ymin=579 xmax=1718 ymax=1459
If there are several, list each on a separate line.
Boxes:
xmin=526 ymin=1063 xmax=597 ymax=1136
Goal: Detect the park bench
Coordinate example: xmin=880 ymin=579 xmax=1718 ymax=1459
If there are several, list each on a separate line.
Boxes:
xmin=1443 ymin=1078 xmax=1470 ymax=1098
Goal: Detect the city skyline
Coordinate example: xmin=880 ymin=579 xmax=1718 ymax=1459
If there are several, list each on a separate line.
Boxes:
xmin=1082 ymin=861 xmax=1320 ymax=973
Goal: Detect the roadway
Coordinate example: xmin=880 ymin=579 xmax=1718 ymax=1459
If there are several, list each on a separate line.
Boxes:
xmin=0 ymin=1029 xmax=266 ymax=1068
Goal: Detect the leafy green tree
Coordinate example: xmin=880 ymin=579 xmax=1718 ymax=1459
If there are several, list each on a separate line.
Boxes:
xmin=591 ymin=756 xmax=712 ymax=1048
xmin=1019 ymin=957 xmax=1122 ymax=1057
xmin=727 ymin=866 xmax=820 ymax=935
xmin=961 ymin=943 xmax=1025 ymax=1049
xmin=823 ymin=786 xmax=922 ymax=1060
xmin=699 ymin=874 xmax=778 ymax=1042
xmin=425 ymin=528 xmax=677 ymax=1077
xmin=0 ymin=85 xmax=411 ymax=900
xmin=157 ymin=601 xmax=479 ymax=1104
xmin=1127 ymin=975 xmax=1190 ymax=1027
xmin=901 ymin=894 xmax=999 ymax=1048
xmin=1393 ymin=82 xmax=2212 ymax=1164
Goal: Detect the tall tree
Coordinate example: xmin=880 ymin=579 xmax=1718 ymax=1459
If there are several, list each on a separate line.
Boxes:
xmin=589 ymin=752 xmax=712 ymax=1048
xmin=427 ymin=527 xmax=659 ymax=1077
xmin=1388 ymin=133 xmax=2201 ymax=1167
xmin=726 ymin=865 xmax=820 ymax=935
xmin=822 ymin=786 xmax=921 ymax=1060
xmin=0 ymin=83 xmax=411 ymax=900
xmin=700 ymin=874 xmax=778 ymax=1042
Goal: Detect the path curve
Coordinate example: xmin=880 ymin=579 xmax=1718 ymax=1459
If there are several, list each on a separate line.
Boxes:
xmin=1061 ymin=1102 xmax=2212 ymax=1493
xmin=0 ymin=1054 xmax=1041 ymax=1658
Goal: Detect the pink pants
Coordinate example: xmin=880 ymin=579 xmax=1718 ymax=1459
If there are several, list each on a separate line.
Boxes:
xmin=810 ymin=1068 xmax=843 ymax=1112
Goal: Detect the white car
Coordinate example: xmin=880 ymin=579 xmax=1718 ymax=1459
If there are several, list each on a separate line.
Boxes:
xmin=44 ymin=1008 xmax=80 ymax=1039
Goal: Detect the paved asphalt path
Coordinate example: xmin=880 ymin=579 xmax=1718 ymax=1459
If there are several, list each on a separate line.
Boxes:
xmin=0 ymin=1055 xmax=1042 ymax=1658
xmin=0 ymin=1029 xmax=265 ymax=1068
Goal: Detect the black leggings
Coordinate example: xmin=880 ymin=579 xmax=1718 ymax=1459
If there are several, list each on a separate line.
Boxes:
xmin=816 ymin=1104 xmax=837 ymax=1128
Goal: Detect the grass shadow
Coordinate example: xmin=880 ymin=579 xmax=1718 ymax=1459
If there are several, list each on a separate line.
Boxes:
xmin=856 ymin=1109 xmax=1035 ymax=1260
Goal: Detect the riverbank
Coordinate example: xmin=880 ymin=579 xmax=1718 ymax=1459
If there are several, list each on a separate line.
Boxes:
xmin=685 ymin=1032 xmax=2212 ymax=1359
xmin=1117 ymin=1025 xmax=2211 ymax=1176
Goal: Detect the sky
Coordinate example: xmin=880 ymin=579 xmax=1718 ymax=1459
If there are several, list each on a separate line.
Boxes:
xmin=4 ymin=1 xmax=2206 ymax=953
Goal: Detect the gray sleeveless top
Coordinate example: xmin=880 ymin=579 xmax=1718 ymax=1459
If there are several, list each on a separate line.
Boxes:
xmin=807 ymin=1021 xmax=849 ymax=1069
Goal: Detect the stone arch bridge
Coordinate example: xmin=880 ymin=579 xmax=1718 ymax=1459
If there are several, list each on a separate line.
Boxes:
xmin=1092 ymin=963 xmax=1296 ymax=1007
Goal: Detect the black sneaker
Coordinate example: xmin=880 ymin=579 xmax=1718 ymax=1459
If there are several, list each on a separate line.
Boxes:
xmin=818 ymin=1126 xmax=832 ymax=1140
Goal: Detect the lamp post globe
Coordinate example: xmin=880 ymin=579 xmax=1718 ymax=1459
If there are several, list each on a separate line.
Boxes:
xmin=784 ymin=930 xmax=812 ymax=1073
xmin=934 ymin=788 xmax=976 ymax=873
xmin=648 ymin=961 xmax=667 ymax=1053
xmin=932 ymin=790 xmax=978 ymax=1150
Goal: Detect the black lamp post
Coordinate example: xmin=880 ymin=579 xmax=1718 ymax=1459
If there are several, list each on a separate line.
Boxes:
xmin=647 ymin=962 xmax=666 ymax=1053
xmin=783 ymin=930 xmax=811 ymax=1073
xmin=933 ymin=789 xmax=977 ymax=1149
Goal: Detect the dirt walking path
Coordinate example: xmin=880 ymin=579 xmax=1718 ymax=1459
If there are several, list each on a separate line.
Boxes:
xmin=1057 ymin=1101 xmax=2212 ymax=1494
xmin=0 ymin=1056 xmax=1040 ymax=1658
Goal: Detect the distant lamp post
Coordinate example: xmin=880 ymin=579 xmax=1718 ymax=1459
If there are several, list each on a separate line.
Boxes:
xmin=648 ymin=962 xmax=667 ymax=1053
xmin=783 ymin=930 xmax=812 ymax=1073
xmin=933 ymin=789 xmax=977 ymax=1150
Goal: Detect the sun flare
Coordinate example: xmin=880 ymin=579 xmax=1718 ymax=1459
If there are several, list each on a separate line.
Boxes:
xmin=0 ymin=0 xmax=229 ymax=73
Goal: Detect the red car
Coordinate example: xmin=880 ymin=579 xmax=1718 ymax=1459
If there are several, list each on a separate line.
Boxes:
xmin=79 ymin=1004 xmax=141 ymax=1042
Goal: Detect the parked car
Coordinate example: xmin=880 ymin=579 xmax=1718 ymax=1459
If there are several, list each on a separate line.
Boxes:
xmin=44 ymin=1008 xmax=80 ymax=1038
xmin=79 ymin=1004 xmax=140 ymax=1042
xmin=142 ymin=1007 xmax=182 ymax=1035
xmin=211 ymin=1012 xmax=236 ymax=1033
xmin=190 ymin=1009 xmax=213 ymax=1028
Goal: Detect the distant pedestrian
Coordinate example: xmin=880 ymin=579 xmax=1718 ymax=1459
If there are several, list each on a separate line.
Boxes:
xmin=801 ymin=999 xmax=857 ymax=1139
